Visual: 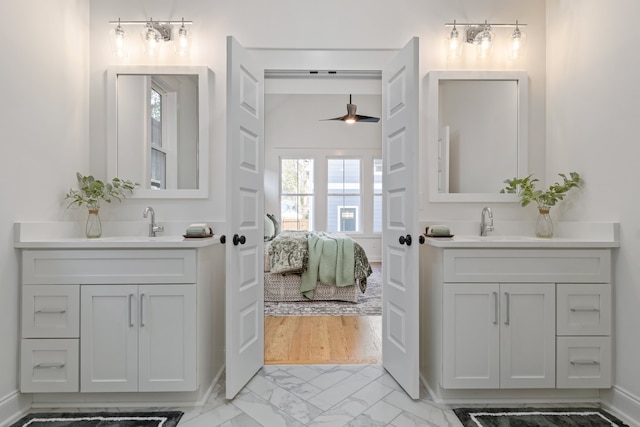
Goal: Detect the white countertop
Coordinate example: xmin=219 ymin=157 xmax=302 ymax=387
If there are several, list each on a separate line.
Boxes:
xmin=424 ymin=234 xmax=619 ymax=249
xmin=14 ymin=234 xmax=221 ymax=249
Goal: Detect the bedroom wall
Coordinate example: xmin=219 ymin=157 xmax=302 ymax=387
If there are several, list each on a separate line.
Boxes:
xmin=546 ymin=0 xmax=640 ymax=422
xmin=0 ymin=0 xmax=90 ymax=419
xmin=264 ymin=94 xmax=383 ymax=260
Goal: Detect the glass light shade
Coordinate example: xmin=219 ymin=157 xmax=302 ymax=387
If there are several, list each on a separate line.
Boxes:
xmin=109 ymin=23 xmax=128 ymax=58
xmin=474 ymin=27 xmax=494 ymax=59
xmin=175 ymin=25 xmax=192 ymax=56
xmin=142 ymin=24 xmax=162 ymax=56
xmin=444 ymin=27 xmax=463 ymax=60
xmin=507 ymin=27 xmax=527 ymax=60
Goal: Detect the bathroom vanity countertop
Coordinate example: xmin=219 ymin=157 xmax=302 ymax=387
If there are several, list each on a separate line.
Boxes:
xmin=424 ymin=234 xmax=619 ymax=249
xmin=14 ymin=235 xmax=221 ymax=249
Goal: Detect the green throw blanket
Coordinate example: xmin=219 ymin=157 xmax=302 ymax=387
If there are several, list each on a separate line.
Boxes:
xmin=301 ymin=232 xmax=354 ymax=299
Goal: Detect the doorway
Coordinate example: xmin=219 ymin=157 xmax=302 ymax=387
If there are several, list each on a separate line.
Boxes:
xmin=262 ymin=83 xmax=383 ymax=365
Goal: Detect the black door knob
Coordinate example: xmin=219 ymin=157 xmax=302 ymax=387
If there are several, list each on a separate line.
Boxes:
xmin=233 ymin=234 xmax=246 ymax=246
xmin=399 ymin=234 xmax=412 ymax=246
xmin=220 ymin=235 xmax=226 ymax=244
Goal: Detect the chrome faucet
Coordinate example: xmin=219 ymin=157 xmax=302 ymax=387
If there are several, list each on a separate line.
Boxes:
xmin=143 ymin=207 xmax=164 ymax=237
xmin=480 ymin=207 xmax=494 ymax=236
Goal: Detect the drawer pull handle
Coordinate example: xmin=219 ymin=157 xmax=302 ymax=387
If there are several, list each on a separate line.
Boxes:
xmin=570 ymin=307 xmax=600 ymax=312
xmin=35 ymin=309 xmax=67 ymax=314
xmin=570 ymin=359 xmax=600 ymax=366
xmin=34 ymin=363 xmax=66 ymax=369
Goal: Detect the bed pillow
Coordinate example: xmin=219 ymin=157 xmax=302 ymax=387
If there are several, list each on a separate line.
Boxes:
xmin=267 ymin=213 xmax=280 ymax=238
xmin=264 ymin=214 xmax=275 ymax=241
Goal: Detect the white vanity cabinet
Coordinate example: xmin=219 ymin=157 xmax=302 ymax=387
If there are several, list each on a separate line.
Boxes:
xmin=421 ymin=243 xmax=615 ymax=401
xmin=80 ymin=284 xmax=196 ymax=392
xmin=443 ymin=282 xmax=555 ymax=389
xmin=20 ymin=248 xmax=202 ymax=394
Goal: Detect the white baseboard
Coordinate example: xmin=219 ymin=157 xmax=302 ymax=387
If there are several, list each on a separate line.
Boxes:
xmin=0 ymin=390 xmax=31 ymax=427
xmin=601 ymin=385 xmax=640 ymax=426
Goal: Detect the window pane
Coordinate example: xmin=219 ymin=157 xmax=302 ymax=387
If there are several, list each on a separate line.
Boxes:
xmin=150 ymin=88 xmax=162 ymax=148
xmin=281 ymin=159 xmax=314 ymax=195
xmin=328 ymin=195 xmax=360 ymax=232
xmin=373 ymin=158 xmax=382 ymax=232
xmin=151 ymin=149 xmax=166 ymax=189
xmin=281 ymin=195 xmax=313 ymax=231
xmin=328 ymin=159 xmax=360 ymax=195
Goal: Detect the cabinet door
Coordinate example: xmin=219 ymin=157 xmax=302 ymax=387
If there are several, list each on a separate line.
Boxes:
xmin=443 ymin=284 xmax=500 ymax=388
xmin=138 ymin=284 xmax=197 ymax=392
xmin=81 ymin=285 xmax=138 ymax=392
xmin=500 ymin=283 xmax=555 ymax=388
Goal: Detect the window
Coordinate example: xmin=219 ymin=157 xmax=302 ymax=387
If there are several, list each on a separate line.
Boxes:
xmin=327 ymin=158 xmax=361 ymax=232
xmin=280 ymin=159 xmax=314 ymax=231
xmin=373 ymin=158 xmax=382 ymax=233
xmin=149 ymin=84 xmax=167 ymax=189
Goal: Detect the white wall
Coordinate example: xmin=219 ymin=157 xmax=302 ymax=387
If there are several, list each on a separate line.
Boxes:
xmin=89 ymin=0 xmax=547 ymax=226
xmin=0 ymin=0 xmax=90 ymax=417
xmin=546 ymin=0 xmax=640 ymax=421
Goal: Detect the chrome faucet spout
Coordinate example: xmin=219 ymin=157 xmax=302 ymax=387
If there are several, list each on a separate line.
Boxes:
xmin=143 ymin=207 xmax=164 ymax=237
xmin=480 ymin=207 xmax=494 ymax=236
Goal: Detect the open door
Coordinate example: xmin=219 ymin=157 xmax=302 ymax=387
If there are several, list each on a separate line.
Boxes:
xmin=225 ymin=36 xmax=265 ymax=399
xmin=381 ymin=37 xmax=420 ymax=399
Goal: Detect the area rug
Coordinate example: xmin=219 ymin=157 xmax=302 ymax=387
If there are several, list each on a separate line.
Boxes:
xmin=453 ymin=407 xmax=628 ymax=427
xmin=264 ymin=262 xmax=381 ymax=316
xmin=10 ymin=411 xmax=183 ymax=427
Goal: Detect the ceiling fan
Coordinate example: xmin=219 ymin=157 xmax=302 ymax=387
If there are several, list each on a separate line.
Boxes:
xmin=321 ymin=94 xmax=380 ymax=124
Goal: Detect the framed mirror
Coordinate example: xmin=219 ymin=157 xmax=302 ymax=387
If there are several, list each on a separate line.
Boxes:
xmin=427 ymin=71 xmax=528 ymax=202
xmin=107 ymin=66 xmax=209 ymax=198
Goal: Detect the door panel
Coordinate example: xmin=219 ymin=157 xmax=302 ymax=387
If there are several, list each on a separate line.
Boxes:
xmin=500 ymin=283 xmax=555 ymax=388
xmin=226 ymin=36 xmax=265 ymax=399
xmin=138 ymin=284 xmax=196 ymax=392
xmin=80 ymin=285 xmax=138 ymax=392
xmin=381 ymin=37 xmax=420 ymax=399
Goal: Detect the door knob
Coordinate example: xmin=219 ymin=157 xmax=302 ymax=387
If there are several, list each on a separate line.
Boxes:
xmin=233 ymin=234 xmax=246 ymax=246
xmin=399 ymin=234 xmax=412 ymax=246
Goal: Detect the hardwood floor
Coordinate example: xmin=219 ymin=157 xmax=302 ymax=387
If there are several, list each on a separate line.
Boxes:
xmin=264 ymin=315 xmax=382 ymax=365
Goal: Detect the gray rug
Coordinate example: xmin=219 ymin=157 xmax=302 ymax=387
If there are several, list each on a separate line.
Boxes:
xmin=10 ymin=411 xmax=183 ymax=427
xmin=264 ymin=263 xmax=381 ymax=316
xmin=453 ymin=407 xmax=628 ymax=426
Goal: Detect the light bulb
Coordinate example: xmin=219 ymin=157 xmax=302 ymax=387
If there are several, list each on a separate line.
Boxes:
xmin=508 ymin=23 xmax=527 ymax=60
xmin=175 ymin=19 xmax=192 ymax=56
xmin=109 ymin=19 xmax=128 ymax=58
xmin=142 ymin=22 xmax=161 ymax=56
xmin=445 ymin=22 xmax=463 ymax=60
xmin=345 ymin=118 xmax=356 ymax=125
xmin=474 ymin=24 xmax=494 ymax=59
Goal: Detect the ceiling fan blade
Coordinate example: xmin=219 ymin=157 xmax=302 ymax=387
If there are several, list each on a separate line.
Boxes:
xmin=319 ymin=116 xmax=348 ymax=121
xmin=354 ymin=115 xmax=380 ymax=123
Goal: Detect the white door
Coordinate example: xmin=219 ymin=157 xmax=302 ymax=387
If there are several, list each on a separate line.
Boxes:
xmin=442 ymin=284 xmax=500 ymax=389
xmin=500 ymin=283 xmax=555 ymax=388
xmin=381 ymin=37 xmax=420 ymax=399
xmin=226 ymin=36 xmax=265 ymax=399
xmin=80 ymin=285 xmax=138 ymax=392
xmin=138 ymin=284 xmax=197 ymax=392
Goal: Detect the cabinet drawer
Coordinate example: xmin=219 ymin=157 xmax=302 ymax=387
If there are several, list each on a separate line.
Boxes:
xmin=22 ymin=285 xmax=79 ymax=338
xmin=20 ymin=339 xmax=79 ymax=393
xmin=443 ymin=249 xmax=611 ymax=283
xmin=557 ymin=284 xmax=611 ymax=336
xmin=22 ymin=249 xmax=196 ymax=284
xmin=557 ymin=336 xmax=611 ymax=389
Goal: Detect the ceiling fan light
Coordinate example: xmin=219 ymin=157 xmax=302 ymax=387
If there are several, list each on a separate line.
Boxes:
xmin=345 ymin=118 xmax=356 ymax=124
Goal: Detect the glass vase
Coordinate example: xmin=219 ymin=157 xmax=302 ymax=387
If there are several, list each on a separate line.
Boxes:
xmin=86 ymin=208 xmax=102 ymax=238
xmin=535 ymin=207 xmax=553 ymax=238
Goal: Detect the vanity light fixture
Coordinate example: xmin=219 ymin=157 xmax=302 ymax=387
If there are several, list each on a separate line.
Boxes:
xmin=108 ymin=17 xmax=194 ymax=57
xmin=444 ymin=20 xmax=527 ymax=60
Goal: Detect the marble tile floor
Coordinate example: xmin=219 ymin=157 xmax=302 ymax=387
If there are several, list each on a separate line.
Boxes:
xmin=29 ymin=364 xmax=606 ymax=427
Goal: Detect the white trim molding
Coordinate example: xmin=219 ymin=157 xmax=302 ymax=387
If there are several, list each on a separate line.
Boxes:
xmin=0 ymin=390 xmax=32 ymax=427
xmin=602 ymin=385 xmax=640 ymax=426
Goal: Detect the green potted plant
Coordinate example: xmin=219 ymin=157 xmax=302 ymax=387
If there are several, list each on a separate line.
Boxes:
xmin=65 ymin=172 xmax=137 ymax=238
xmin=500 ymin=172 xmax=582 ymax=238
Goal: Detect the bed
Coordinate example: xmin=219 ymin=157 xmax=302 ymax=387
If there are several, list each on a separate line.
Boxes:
xmin=264 ymin=230 xmax=372 ymax=302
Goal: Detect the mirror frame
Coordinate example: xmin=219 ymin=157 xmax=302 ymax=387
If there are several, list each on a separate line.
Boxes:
xmin=427 ymin=70 xmax=528 ymax=202
xmin=107 ymin=65 xmax=209 ymax=198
